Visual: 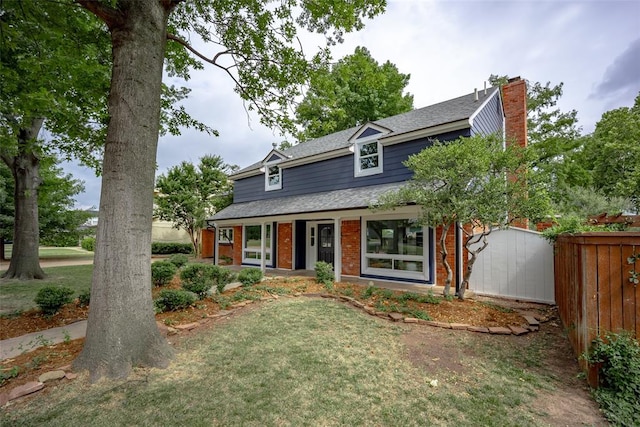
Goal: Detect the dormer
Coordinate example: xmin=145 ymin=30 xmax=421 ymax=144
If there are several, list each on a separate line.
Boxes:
xmin=261 ymin=144 xmax=288 ymax=191
xmin=348 ymin=123 xmax=392 ymax=177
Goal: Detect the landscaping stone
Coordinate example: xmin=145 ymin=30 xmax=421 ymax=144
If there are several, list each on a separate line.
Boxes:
xmin=388 ymin=312 xmax=404 ymax=322
xmin=320 ymin=294 xmax=334 ymax=299
xmin=175 ymin=322 xmax=198 ymax=331
xmin=508 ymin=325 xmax=529 ymax=336
xmin=0 ymin=392 xmax=8 ymax=407
xmin=167 ymin=327 xmax=178 ymax=335
xmin=65 ymin=372 xmax=78 ymax=380
xmin=340 ymin=296 xmax=354 ymax=302
xmin=404 ymin=317 xmax=419 ymax=324
xmin=426 ymin=321 xmax=452 ymax=329
xmin=488 ymin=327 xmax=512 ymax=335
xmin=363 ymin=306 xmax=376 ymax=314
xmin=523 ymin=315 xmax=540 ymax=326
xmin=270 ymin=295 xmax=279 ymax=300
xmin=376 ymin=312 xmax=390 ymax=319
xmin=467 ymin=326 xmax=490 ymax=333
xmin=351 ymin=300 xmax=365 ymax=308
xmin=58 ymin=364 xmax=72 ymax=371
xmin=526 ymin=324 xmax=540 ymax=332
xmin=8 ymin=381 xmax=44 ymax=401
xmin=302 ymin=293 xmax=322 ymax=298
xmin=293 ymin=292 xmax=302 ymax=297
xmin=450 ymin=323 xmax=470 ymax=330
xmin=38 ymin=370 xmax=66 ymax=383
xmin=208 ymin=310 xmax=233 ymax=318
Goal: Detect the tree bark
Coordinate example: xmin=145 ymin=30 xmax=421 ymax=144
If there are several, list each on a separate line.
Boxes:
xmin=73 ymin=1 xmax=174 ymax=381
xmin=458 ymin=228 xmax=490 ymax=300
xmin=439 ymin=222 xmax=453 ymax=296
xmin=1 ymin=119 xmax=46 ymax=280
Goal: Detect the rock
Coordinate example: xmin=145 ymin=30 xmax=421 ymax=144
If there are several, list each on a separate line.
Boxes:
xmin=376 ymin=312 xmax=390 ymax=319
xmin=429 ymin=379 xmax=438 ymax=387
xmin=351 ymin=300 xmax=365 ymax=308
xmin=320 ymin=293 xmax=334 ymax=299
xmin=467 ymin=326 xmax=490 ymax=333
xmin=340 ymin=296 xmax=354 ymax=302
xmin=175 ymin=322 xmax=198 ymax=331
xmin=363 ymin=305 xmax=376 ymax=314
xmin=508 ymin=325 xmax=529 ymax=336
xmin=167 ymin=327 xmax=178 ymax=336
xmin=488 ymin=327 xmax=512 ymax=335
xmin=404 ymin=317 xmax=419 ymax=324
xmin=525 ymin=324 xmax=540 ymax=332
xmin=388 ymin=312 xmax=404 ymax=322
xmin=0 ymin=392 xmax=8 ymax=407
xmin=156 ymin=321 xmax=170 ymax=337
xmin=38 ymin=370 xmax=66 ymax=383
xmin=8 ymin=382 xmax=44 ymax=401
xmin=293 ymin=292 xmax=302 ymax=297
xmin=425 ymin=321 xmax=452 ymax=329
xmin=523 ymin=315 xmax=540 ymax=326
xmin=208 ymin=310 xmax=233 ymax=318
xmin=65 ymin=372 xmax=78 ymax=380
xmin=450 ymin=323 xmax=470 ymax=330
xmin=58 ymin=364 xmax=72 ymax=371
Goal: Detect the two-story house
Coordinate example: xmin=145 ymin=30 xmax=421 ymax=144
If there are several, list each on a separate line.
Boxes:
xmin=210 ymin=77 xmax=527 ymax=289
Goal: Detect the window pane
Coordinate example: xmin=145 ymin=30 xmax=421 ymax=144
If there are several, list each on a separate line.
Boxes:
xmin=395 ymin=260 xmax=424 ymax=271
xmin=359 ymin=142 xmax=378 ymax=156
xmin=366 ymin=219 xmax=423 ymax=256
xmin=268 ymin=166 xmax=279 ymax=176
xmin=245 ymin=225 xmax=261 ymax=248
xmin=368 ymin=258 xmax=392 ymax=269
xmin=269 ymin=174 xmax=280 ymax=186
xmin=360 ymin=155 xmax=379 ymax=170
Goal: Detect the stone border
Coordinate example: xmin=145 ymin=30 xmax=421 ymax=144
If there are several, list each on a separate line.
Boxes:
xmin=0 ymin=291 xmax=545 ymax=407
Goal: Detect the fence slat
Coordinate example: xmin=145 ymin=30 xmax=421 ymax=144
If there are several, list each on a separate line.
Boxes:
xmin=621 ymin=245 xmax=636 ymax=332
xmin=597 ymin=245 xmax=611 ymax=333
xmin=609 ymin=245 xmax=624 ymax=332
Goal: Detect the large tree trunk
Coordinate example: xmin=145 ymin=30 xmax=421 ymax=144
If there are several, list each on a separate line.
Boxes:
xmin=439 ymin=222 xmax=453 ymax=296
xmin=74 ymin=1 xmax=174 ymax=381
xmin=1 ymin=119 xmax=46 ymax=280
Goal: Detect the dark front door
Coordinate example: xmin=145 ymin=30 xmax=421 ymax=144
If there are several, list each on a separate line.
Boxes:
xmin=317 ymin=224 xmax=335 ymax=265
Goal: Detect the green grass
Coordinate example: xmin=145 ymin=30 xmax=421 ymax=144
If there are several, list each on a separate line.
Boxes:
xmin=1 ymin=299 xmax=562 ymax=426
xmin=0 ymin=265 xmax=93 ymax=314
xmin=2 ymin=245 xmax=94 ymax=260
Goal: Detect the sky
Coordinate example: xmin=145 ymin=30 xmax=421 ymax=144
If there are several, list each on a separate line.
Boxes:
xmin=65 ymin=0 xmax=640 ymax=209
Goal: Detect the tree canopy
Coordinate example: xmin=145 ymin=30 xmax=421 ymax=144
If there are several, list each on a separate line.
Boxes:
xmin=154 ymin=155 xmax=236 ymax=257
xmin=295 ymin=46 xmax=413 ymax=140
xmin=378 ymin=134 xmax=550 ymax=299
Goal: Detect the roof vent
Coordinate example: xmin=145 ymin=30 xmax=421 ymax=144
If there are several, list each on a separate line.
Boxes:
xmin=474 ymin=88 xmax=478 ymax=101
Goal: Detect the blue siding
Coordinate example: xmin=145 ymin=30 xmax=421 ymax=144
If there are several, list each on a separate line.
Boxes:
xmin=358 ymin=127 xmax=382 ymax=139
xmin=471 ymin=93 xmax=503 ymax=136
xmin=266 ymin=153 xmax=282 ymax=162
xmin=233 ymin=128 xmax=470 ymax=203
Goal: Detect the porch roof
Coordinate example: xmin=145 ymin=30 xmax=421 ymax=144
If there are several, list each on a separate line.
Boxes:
xmin=210 ymin=182 xmax=406 ymax=221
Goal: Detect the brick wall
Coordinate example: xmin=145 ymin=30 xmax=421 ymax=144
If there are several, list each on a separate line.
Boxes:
xmin=277 ymin=222 xmax=293 ymax=269
xmin=218 ymin=244 xmax=233 ymax=264
xmin=341 ymin=220 xmax=360 ymax=276
xmin=232 ymin=225 xmax=242 ymax=265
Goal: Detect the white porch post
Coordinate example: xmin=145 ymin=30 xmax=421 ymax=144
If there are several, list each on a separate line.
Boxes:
xmin=260 ymin=222 xmax=267 ymax=273
xmin=334 ymin=217 xmax=342 ymax=282
xmin=213 ymin=226 xmax=219 ymax=266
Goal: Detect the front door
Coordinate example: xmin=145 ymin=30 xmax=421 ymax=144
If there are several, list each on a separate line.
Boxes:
xmin=317 ymin=224 xmax=335 ymax=265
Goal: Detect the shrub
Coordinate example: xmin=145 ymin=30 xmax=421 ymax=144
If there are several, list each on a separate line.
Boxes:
xmin=168 ymin=253 xmax=189 ymax=268
xmin=584 ymin=331 xmax=640 ymax=426
xmin=78 ymin=289 xmax=91 ymax=307
xmin=180 ymin=263 xmax=217 ymax=299
xmin=34 ymin=286 xmax=75 ymax=315
xmin=208 ymin=265 xmax=236 ymax=294
xmin=151 ymin=242 xmax=192 ymax=255
xmin=154 ymin=289 xmax=197 ymax=312
xmin=151 ymin=261 xmax=178 ymax=287
xmin=315 ymin=261 xmax=334 ymax=288
xmin=238 ymin=267 xmax=263 ymax=287
xmin=81 ymin=236 xmax=96 ymax=252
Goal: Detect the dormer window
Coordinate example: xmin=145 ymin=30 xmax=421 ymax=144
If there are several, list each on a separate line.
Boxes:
xmin=355 ymin=138 xmax=383 ymax=177
xmin=266 ymin=164 xmax=282 ymax=191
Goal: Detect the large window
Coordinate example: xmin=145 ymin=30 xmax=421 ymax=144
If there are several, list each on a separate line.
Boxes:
xmin=354 ymin=139 xmax=383 ymax=177
xmin=265 ymin=164 xmax=282 ymax=191
xmin=243 ymin=224 xmax=272 ymax=264
xmin=362 ymin=218 xmax=429 ymax=280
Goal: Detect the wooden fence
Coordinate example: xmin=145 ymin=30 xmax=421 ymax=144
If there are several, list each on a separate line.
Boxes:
xmin=554 ymin=232 xmax=640 ymax=386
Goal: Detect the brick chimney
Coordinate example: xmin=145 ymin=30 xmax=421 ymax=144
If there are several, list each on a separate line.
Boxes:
xmin=502 ymin=77 xmax=527 ymax=149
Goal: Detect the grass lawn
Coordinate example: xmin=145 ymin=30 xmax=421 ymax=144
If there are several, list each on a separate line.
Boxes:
xmin=0 ymin=265 xmax=93 ymax=314
xmin=1 ymin=298 xmax=568 ymax=426
xmin=2 ymin=245 xmax=94 ymax=260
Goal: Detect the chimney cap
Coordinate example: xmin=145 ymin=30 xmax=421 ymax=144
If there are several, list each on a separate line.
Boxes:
xmin=507 ymin=76 xmax=522 ymax=83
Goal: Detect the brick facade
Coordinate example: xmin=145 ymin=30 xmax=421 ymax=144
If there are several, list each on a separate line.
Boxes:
xmin=277 ymin=223 xmax=293 ymax=269
xmin=341 ymin=220 xmax=361 ymax=276
xmin=232 ymin=225 xmax=243 ymax=265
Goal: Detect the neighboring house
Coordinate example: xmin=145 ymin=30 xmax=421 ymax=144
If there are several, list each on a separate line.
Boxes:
xmin=210 ymin=77 xmax=527 ymax=287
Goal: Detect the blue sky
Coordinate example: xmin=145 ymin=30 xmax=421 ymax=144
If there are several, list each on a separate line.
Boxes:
xmin=65 ymin=0 xmax=640 ymax=209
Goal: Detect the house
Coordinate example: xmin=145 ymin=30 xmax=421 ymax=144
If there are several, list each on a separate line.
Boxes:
xmin=210 ymin=77 xmax=527 ymax=288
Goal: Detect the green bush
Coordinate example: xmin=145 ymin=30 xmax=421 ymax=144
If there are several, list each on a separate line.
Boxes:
xmin=81 ymin=236 xmax=96 ymax=252
xmin=209 ymin=265 xmax=236 ymax=293
xmin=179 ymin=264 xmax=217 ymax=299
xmin=168 ymin=253 xmax=189 ymax=268
xmin=78 ymin=289 xmax=91 ymax=307
xmin=151 ymin=242 xmax=192 ymax=255
xmin=238 ymin=267 xmax=263 ymax=287
xmin=154 ymin=289 xmax=197 ymax=312
xmin=584 ymin=331 xmax=640 ymax=426
xmin=34 ymin=286 xmax=75 ymax=315
xmin=40 ymin=232 xmax=82 ymax=247
xmin=151 ymin=261 xmax=178 ymax=287
xmin=314 ymin=261 xmax=334 ymax=288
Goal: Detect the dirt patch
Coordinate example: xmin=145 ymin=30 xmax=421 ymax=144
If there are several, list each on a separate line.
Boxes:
xmin=402 ymin=327 xmax=469 ymax=375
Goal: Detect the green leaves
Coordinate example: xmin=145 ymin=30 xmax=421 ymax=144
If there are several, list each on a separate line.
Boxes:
xmin=296 ymin=46 xmax=413 ymax=140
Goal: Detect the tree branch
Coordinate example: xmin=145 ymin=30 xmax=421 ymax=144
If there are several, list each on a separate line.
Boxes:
xmin=76 ymin=0 xmax=122 ymax=28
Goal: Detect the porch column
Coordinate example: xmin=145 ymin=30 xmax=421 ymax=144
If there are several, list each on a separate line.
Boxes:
xmin=213 ymin=226 xmax=219 ymax=266
xmin=260 ymin=222 xmax=267 ymax=273
xmin=334 ymin=217 xmax=342 ymax=282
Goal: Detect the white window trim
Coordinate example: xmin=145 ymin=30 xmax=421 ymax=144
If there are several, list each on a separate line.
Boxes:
xmin=242 ymin=224 xmax=273 ymax=265
xmin=218 ymin=227 xmax=234 ymax=245
xmin=264 ymin=162 xmax=282 ymax=191
xmin=361 ymin=214 xmax=431 ymax=281
xmin=354 ymin=135 xmax=383 ymax=177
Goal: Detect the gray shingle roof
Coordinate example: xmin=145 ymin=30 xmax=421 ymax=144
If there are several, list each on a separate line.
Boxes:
xmin=233 ymin=86 xmax=500 ymax=176
xmin=211 ymin=182 xmax=406 ymax=221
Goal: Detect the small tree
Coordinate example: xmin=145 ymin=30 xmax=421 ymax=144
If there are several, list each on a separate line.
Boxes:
xmin=154 ymin=155 xmax=236 ymax=257
xmin=379 ymin=134 xmax=550 ymax=299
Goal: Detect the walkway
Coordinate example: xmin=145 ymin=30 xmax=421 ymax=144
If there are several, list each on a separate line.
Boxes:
xmin=0 ymin=321 xmax=87 ymax=360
